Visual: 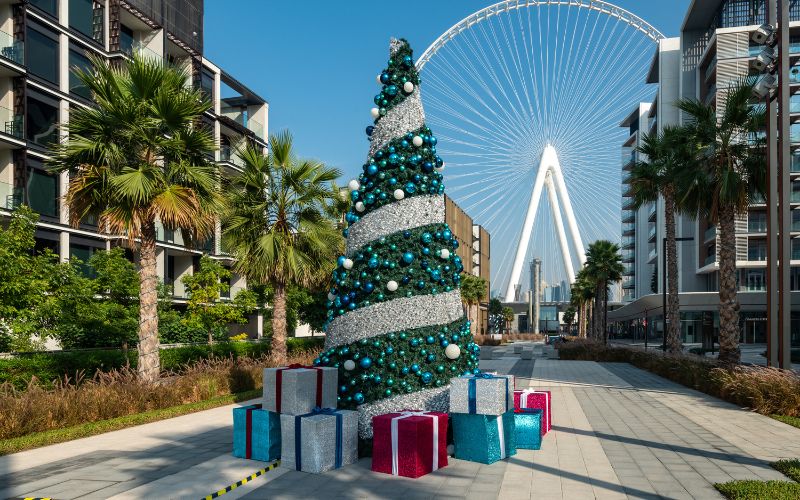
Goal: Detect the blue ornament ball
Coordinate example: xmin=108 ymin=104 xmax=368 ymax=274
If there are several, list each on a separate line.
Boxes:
xmin=354 ymin=392 xmax=365 ymax=404
xmin=421 ymin=372 xmax=433 ymax=384
xmin=359 ymin=357 xmax=373 ymax=369
xmin=402 ymin=252 xmax=414 ymax=264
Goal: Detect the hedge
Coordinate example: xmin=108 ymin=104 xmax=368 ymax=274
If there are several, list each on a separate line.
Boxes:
xmin=0 ymin=337 xmax=325 ymax=390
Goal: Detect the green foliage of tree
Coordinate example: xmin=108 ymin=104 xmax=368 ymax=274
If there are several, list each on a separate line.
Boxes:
xmin=181 ymin=256 xmax=257 ymax=344
xmin=488 ymin=297 xmax=503 ymax=316
xmin=460 ymin=274 xmax=488 ymax=333
xmin=563 ymin=306 xmax=576 ymax=334
xmin=584 ymin=240 xmax=624 ymax=345
xmin=222 ymin=132 xmax=342 ymax=364
xmin=677 ymin=80 xmax=766 ymax=365
xmin=502 ymin=306 xmax=515 ymax=333
xmin=49 ymin=54 xmax=222 ymax=382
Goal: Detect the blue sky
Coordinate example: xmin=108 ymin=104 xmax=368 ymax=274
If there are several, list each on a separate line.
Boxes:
xmin=204 ymin=0 xmax=691 ymax=181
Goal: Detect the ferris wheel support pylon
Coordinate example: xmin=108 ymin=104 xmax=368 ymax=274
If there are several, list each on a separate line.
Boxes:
xmin=504 ymin=146 xmax=585 ymax=302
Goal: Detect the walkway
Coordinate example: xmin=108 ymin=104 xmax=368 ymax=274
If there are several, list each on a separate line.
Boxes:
xmin=1 ymin=342 xmax=799 ymax=499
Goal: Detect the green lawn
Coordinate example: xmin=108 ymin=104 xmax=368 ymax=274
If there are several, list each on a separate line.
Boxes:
xmin=0 ymin=389 xmax=260 ymax=456
xmin=715 ymin=459 xmax=800 ymax=499
xmin=772 ymin=414 xmax=800 ymax=430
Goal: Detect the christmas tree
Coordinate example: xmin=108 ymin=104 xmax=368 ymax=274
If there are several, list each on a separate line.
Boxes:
xmin=315 ymin=39 xmax=480 ymax=438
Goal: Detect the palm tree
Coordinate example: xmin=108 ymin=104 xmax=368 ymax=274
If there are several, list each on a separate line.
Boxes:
xmin=677 ymin=81 xmax=766 ymax=365
xmin=570 ymin=269 xmax=595 ymax=339
xmin=562 ymin=306 xmax=576 ymax=335
xmin=631 ymin=126 xmax=697 ymax=353
xmin=222 ymin=132 xmax=342 ymax=364
xmin=461 ymin=274 xmax=487 ymax=334
xmin=502 ymin=306 xmax=515 ymax=334
xmin=584 ymin=240 xmax=624 ymax=344
xmin=50 ymin=54 xmax=221 ymax=383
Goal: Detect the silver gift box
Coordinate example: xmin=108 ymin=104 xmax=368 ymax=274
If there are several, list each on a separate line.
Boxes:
xmin=263 ymin=366 xmax=338 ymax=416
xmin=449 ymin=373 xmax=514 ymax=415
xmin=280 ymin=410 xmax=358 ymax=474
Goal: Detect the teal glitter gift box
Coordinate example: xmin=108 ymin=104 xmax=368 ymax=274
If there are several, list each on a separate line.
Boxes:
xmin=233 ymin=404 xmax=281 ymax=462
xmin=451 ymin=410 xmax=516 ymax=464
xmin=513 ymin=408 xmax=542 ymax=450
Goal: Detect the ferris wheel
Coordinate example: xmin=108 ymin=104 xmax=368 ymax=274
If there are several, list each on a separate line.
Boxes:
xmin=416 ymin=0 xmax=663 ymax=300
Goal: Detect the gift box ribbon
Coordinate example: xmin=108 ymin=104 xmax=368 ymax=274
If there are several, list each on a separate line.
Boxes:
xmin=390 ymin=411 xmax=439 ymax=476
xmin=276 ymin=364 xmax=323 ymax=413
xmin=294 ymin=407 xmax=342 ymax=471
xmin=466 ymin=373 xmax=509 ymax=414
xmin=245 ymin=403 xmax=263 ymax=459
xmin=496 ymin=414 xmax=507 ymax=459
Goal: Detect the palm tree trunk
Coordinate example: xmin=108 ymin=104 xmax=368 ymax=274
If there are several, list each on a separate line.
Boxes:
xmin=594 ymin=286 xmax=603 ymax=340
xmin=664 ymin=187 xmax=682 ymax=354
xmin=272 ymin=281 xmax=289 ymax=365
xmin=603 ymin=285 xmax=609 ymax=345
xmin=717 ymin=204 xmax=741 ymax=364
xmin=137 ymin=218 xmax=160 ymax=383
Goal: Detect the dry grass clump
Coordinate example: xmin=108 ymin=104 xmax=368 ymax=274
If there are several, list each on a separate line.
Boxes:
xmin=0 ymin=349 xmax=318 ymax=440
xmin=473 ymin=333 xmax=546 ymax=346
xmin=558 ymin=339 xmax=800 ymax=418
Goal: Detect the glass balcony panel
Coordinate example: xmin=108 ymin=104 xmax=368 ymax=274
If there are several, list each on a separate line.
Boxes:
xmin=704 ymin=225 xmax=717 ymax=242
xmin=704 ymin=253 xmax=716 ymax=266
xmin=0 ymin=181 xmax=21 ymax=210
xmin=748 ymin=241 xmax=767 ymax=261
xmin=793 ymin=239 xmax=800 ymax=260
xmin=0 ymin=29 xmax=23 ymax=65
xmin=0 ymin=106 xmax=23 ymax=139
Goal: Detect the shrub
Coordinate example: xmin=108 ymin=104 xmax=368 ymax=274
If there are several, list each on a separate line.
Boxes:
xmin=774 ymin=460 xmax=800 ymax=482
xmin=473 ymin=335 xmax=501 ymax=346
xmin=559 ymin=340 xmax=800 ymax=418
xmin=0 ymin=339 xmax=326 ymax=390
xmin=715 ymin=480 xmax=800 ymax=499
xmin=0 ymin=349 xmax=319 ymax=440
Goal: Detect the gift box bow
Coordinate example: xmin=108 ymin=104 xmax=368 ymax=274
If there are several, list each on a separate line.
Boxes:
xmin=390 ymin=410 xmax=440 ymax=476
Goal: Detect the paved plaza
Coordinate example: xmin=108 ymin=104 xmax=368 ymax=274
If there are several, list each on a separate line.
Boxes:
xmin=2 ymin=343 xmax=800 ymax=499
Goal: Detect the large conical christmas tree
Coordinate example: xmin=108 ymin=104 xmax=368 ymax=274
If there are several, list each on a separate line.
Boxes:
xmin=315 ymin=38 xmax=480 ymax=438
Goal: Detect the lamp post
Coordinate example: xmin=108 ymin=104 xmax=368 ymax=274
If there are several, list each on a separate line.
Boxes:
xmin=662 ymin=236 xmax=694 ymax=352
xmin=754 ymin=0 xmax=792 ymax=368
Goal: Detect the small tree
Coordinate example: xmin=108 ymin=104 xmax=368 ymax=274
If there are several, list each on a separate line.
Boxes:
xmin=563 ymin=306 xmax=576 ymax=335
xmin=502 ymin=306 xmax=515 ymax=334
xmin=182 ymin=256 xmax=257 ymax=344
xmin=461 ymin=274 xmax=487 ymax=334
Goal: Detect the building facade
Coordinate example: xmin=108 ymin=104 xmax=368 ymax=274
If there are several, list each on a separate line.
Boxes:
xmin=0 ymin=0 xmax=268 ymax=335
xmin=611 ymin=0 xmax=800 ymax=347
xmin=444 ymin=194 xmax=491 ymax=334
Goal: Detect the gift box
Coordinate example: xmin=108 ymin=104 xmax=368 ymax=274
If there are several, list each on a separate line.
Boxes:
xmin=513 ymin=409 xmax=542 ymax=450
xmin=372 ymin=411 xmax=448 ymax=478
xmin=280 ymin=408 xmax=358 ymax=474
xmin=449 ymin=372 xmax=514 ymax=415
xmin=451 ymin=410 xmax=516 ymax=464
xmin=513 ymin=389 xmax=551 ymax=435
xmin=263 ymin=365 xmax=338 ymax=416
xmin=232 ymin=404 xmax=281 ymax=461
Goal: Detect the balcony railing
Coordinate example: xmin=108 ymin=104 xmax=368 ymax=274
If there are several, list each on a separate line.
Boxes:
xmin=0 ymin=106 xmax=23 ymax=139
xmin=0 ymin=29 xmax=22 ymax=65
xmin=220 ymin=145 xmax=245 ymax=168
xmin=648 ymin=204 xmax=657 ymax=222
xmin=220 ymin=107 xmax=265 ymax=138
xmin=704 ymin=253 xmax=716 ymax=267
xmin=704 ymin=225 xmax=716 ymax=242
xmin=648 ymin=226 xmax=657 ymax=241
xmin=622 ymin=223 xmax=635 ymax=234
xmin=0 ymin=181 xmax=21 ymax=210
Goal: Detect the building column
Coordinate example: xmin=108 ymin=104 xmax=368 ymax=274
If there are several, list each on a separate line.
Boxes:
xmin=59 ymin=231 xmax=69 ymax=263
xmin=156 ymin=247 xmax=165 ymax=283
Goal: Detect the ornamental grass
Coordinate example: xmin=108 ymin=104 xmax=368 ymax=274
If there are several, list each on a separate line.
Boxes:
xmin=0 ymin=350 xmax=318 ymax=441
xmin=558 ymin=340 xmax=800 ymax=418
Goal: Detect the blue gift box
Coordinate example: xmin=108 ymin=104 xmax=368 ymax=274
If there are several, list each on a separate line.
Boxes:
xmin=233 ymin=404 xmax=281 ymax=461
xmin=451 ymin=410 xmax=516 ymax=464
xmin=514 ymin=409 xmax=542 ymax=450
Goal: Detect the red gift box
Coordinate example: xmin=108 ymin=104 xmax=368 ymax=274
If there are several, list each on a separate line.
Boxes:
xmin=372 ymin=411 xmax=448 ymax=478
xmin=513 ymin=390 xmax=551 ymax=435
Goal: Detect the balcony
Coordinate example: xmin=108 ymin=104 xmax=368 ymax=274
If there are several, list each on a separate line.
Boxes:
xmin=622 ymin=198 xmax=636 ymax=210
xmin=622 ymin=278 xmax=635 ymax=290
xmin=704 ymin=225 xmax=716 ymax=243
xmin=648 ymin=204 xmax=656 ymax=222
xmin=0 ymin=29 xmax=23 ymax=67
xmin=704 ymin=253 xmax=717 ymax=267
xmin=0 ymin=181 xmax=21 ymax=210
xmin=156 ymin=223 xmax=185 ymax=246
xmin=220 ymin=107 xmax=265 ymax=138
xmin=648 ymin=248 xmax=658 ymax=262
xmin=622 ymin=223 xmax=635 ymax=235
xmin=748 ymin=221 xmax=767 ymax=234
xmin=648 ymin=226 xmax=657 ymax=242
xmin=219 ymin=145 xmax=245 ymax=169
xmin=0 ymin=106 xmax=23 ymax=140
xmin=622 ymin=210 xmax=635 ymax=224
xmin=748 ymin=242 xmax=767 ymax=262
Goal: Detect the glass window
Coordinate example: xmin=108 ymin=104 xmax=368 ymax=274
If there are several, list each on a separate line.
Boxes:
xmin=29 ymin=0 xmax=58 ymax=17
xmin=743 ymin=269 xmax=765 ymax=291
xmin=794 ymin=209 xmax=800 ymax=232
xmin=27 ymin=95 xmax=59 ymax=147
xmin=26 ymin=165 xmax=58 ymax=218
xmin=748 ymin=239 xmax=767 ymax=261
xmin=120 ymin=24 xmax=134 ymax=54
xmin=200 ymin=69 xmax=214 ymax=102
xmin=69 ymin=244 xmax=96 ymax=277
xmin=794 ymin=239 xmax=800 ymax=261
xmin=69 ymin=46 xmax=93 ymax=99
xmin=26 ymin=23 xmax=59 ymax=84
xmin=69 ymin=0 xmax=94 ymax=40
xmin=748 ymin=211 xmax=767 ymax=233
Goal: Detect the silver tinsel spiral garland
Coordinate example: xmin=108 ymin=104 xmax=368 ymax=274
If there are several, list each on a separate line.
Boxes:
xmin=355 ymin=385 xmax=450 ymax=439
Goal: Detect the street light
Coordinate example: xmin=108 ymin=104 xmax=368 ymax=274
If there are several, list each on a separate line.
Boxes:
xmin=662 ymin=236 xmax=694 ymax=353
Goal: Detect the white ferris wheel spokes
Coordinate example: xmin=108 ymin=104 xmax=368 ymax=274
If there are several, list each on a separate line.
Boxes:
xmin=416 ymin=0 xmax=662 ymax=300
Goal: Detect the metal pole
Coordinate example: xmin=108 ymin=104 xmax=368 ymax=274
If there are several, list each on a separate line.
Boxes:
xmin=767 ymin=0 xmax=779 ymax=367
xmin=644 ymin=309 xmax=648 ymax=352
xmin=663 ymin=237 xmax=667 ymax=352
xmin=779 ymin=0 xmax=792 ymax=369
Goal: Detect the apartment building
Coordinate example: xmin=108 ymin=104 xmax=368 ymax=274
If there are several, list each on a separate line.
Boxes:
xmin=610 ymin=0 xmax=800 ymax=346
xmin=444 ymin=194 xmax=491 ymax=334
xmin=0 ymin=0 xmax=268 ymax=334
